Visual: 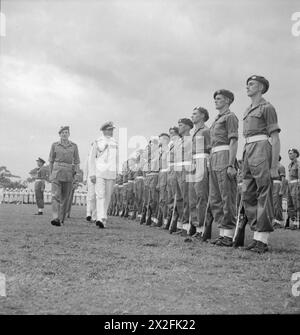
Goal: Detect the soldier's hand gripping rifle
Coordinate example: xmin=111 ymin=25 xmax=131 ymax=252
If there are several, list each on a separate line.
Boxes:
xmin=202 ymin=197 xmax=213 ymax=241
xmin=232 ymin=193 xmax=247 ymax=247
xmin=169 ymin=192 xmax=178 ymax=233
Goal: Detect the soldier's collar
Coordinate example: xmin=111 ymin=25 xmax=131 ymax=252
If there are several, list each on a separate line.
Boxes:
xmin=59 ymin=140 xmax=71 ymax=146
xmin=248 ymin=97 xmax=267 ymax=111
xmin=216 ymin=109 xmax=230 ymax=120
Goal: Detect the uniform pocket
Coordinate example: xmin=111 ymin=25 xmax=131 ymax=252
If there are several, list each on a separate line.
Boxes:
xmin=211 ymin=151 xmax=229 ymax=171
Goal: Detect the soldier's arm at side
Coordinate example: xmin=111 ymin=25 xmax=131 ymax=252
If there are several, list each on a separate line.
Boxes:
xmin=89 ymin=142 xmax=97 ymax=183
xmin=270 ymin=131 xmax=280 ymax=179
xmin=48 ymin=143 xmax=55 ymax=174
xmin=226 ymin=114 xmax=239 ymax=178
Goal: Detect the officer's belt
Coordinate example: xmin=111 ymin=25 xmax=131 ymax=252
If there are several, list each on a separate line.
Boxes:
xmin=245 ymin=135 xmax=268 ymax=144
xmin=273 ymin=180 xmax=281 ymax=184
xmin=289 ymin=179 xmax=300 ymax=184
xmin=211 ymin=145 xmax=229 ymax=154
xmin=123 ymin=182 xmax=128 ymax=185
xmin=136 ymin=176 xmax=144 ymax=179
xmin=146 ymin=172 xmax=159 ymax=176
xmin=193 ymin=153 xmax=209 ymax=159
xmin=160 ymin=168 xmax=169 ymax=172
xmin=35 ymin=179 xmax=45 ymax=182
xmin=128 ymin=180 xmax=134 ymax=183
xmin=53 ymin=162 xmax=73 ymax=167
xmin=174 ymin=161 xmax=192 ymax=166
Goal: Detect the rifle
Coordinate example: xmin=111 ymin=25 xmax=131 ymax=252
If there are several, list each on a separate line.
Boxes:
xmin=169 ymin=192 xmax=178 ymax=233
xmin=202 ymin=198 xmax=213 ymax=241
xmin=232 ymin=194 xmax=247 ymax=247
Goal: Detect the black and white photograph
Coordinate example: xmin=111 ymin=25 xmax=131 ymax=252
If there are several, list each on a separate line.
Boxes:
xmin=0 ymin=0 xmax=300 ymax=319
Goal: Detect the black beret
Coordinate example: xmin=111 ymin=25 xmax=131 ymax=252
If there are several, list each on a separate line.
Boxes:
xmin=169 ymin=126 xmax=179 ymax=134
xmin=213 ymin=89 xmax=234 ymax=103
xmin=193 ymin=106 xmax=209 ymax=122
xmin=247 ymin=75 xmax=269 ymax=94
xmin=36 ymin=157 xmax=45 ymax=164
xmin=58 ymin=126 xmax=70 ymax=134
xmin=288 ymin=148 xmax=300 ymax=158
xmin=178 ymin=118 xmax=193 ymax=129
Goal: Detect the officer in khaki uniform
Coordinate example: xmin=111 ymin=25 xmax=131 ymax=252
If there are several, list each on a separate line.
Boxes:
xmin=286 ymin=148 xmax=300 ymax=229
xmin=34 ymin=157 xmax=49 ymax=215
xmin=188 ymin=107 xmax=211 ymax=238
xmin=49 ymin=126 xmax=80 ymax=226
xmin=156 ymin=133 xmax=170 ymax=227
xmin=272 ymin=155 xmax=286 ymax=228
xmin=209 ymin=89 xmax=239 ymax=247
xmin=242 ymin=75 xmax=281 ymax=253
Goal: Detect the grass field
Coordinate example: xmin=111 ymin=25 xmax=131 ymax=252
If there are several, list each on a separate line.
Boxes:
xmin=0 ymin=204 xmax=300 ymax=315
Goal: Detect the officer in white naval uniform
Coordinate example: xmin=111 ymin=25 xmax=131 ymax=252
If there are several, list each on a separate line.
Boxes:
xmin=89 ymin=121 xmax=118 ymax=228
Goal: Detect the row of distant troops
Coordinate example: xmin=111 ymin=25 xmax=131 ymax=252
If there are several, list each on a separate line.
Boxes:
xmin=100 ymin=76 xmax=299 ymax=254
xmin=1 ymin=189 xmax=87 ymax=206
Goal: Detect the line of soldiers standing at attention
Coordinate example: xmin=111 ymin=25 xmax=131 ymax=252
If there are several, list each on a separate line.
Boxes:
xmin=103 ymin=75 xmax=299 ymax=254
xmin=1 ymin=188 xmax=52 ymax=204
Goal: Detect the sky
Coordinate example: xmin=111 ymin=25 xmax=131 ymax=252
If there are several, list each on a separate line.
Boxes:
xmin=0 ymin=0 xmax=300 ymax=179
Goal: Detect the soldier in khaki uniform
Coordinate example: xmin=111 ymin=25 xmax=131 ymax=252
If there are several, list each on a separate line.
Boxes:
xmin=209 ymin=89 xmax=239 ymax=247
xmin=120 ymin=162 xmax=129 ymax=217
xmin=188 ymin=107 xmax=211 ymax=238
xmin=145 ymin=137 xmax=160 ymax=226
xmin=34 ymin=157 xmax=49 ymax=215
xmin=272 ymin=156 xmax=286 ymax=228
xmin=286 ymin=148 xmax=300 ymax=229
xmin=156 ymin=133 xmax=170 ymax=227
xmin=49 ymin=126 xmax=80 ymax=226
xmin=66 ymin=167 xmax=83 ymax=218
xmin=133 ymin=150 xmax=145 ymax=221
xmin=164 ymin=127 xmax=180 ymax=230
xmin=242 ymin=75 xmax=281 ymax=253
xmin=127 ymin=157 xmax=136 ymax=219
xmin=115 ymin=174 xmax=123 ymax=216
xmin=170 ymin=118 xmax=193 ymax=235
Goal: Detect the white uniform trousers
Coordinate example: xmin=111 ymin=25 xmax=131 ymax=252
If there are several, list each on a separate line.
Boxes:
xmin=87 ymin=179 xmax=97 ymax=220
xmin=95 ymin=177 xmax=115 ymax=224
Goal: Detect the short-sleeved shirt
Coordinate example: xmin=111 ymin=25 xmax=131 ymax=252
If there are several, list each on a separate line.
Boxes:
xmin=191 ymin=125 xmax=211 ymax=155
xmin=36 ymin=166 xmax=49 ymax=181
xmin=167 ymin=137 xmax=180 ymax=166
xmin=210 ymin=110 xmax=239 ymax=148
xmin=243 ymin=98 xmax=280 ymax=138
xmin=49 ymin=140 xmax=80 ymax=182
xmin=288 ymin=160 xmax=299 ymax=181
xmin=173 ymin=135 xmax=192 ymax=172
xmin=277 ymin=163 xmax=286 ymax=181
xmin=159 ymin=146 xmax=169 ymax=170
xmin=148 ymin=145 xmax=160 ymax=172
